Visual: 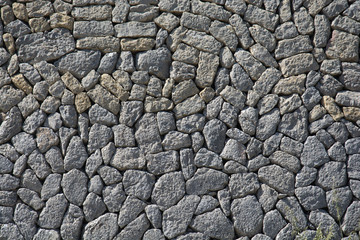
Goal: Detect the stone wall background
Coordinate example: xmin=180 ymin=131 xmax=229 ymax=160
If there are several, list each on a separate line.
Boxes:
xmin=0 ymin=0 xmax=360 ymax=239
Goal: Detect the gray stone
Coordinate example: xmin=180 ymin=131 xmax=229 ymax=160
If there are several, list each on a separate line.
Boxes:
xmin=87 ymin=123 xmax=113 ymax=153
xmin=158 ymin=0 xmax=190 ymax=13
xmin=326 ymin=186 xmax=353 ymax=221
xmin=278 ymin=106 xmax=308 ymax=142
xmin=276 ymin=197 xmax=307 ymax=230
xmin=61 ymin=169 xmax=88 ymax=206
xmin=274 ymin=22 xmax=298 ymax=40
xmin=342 ymin=201 xmax=360 ymax=235
xmin=83 ymin=193 xmax=106 ymax=222
xmin=316 ymin=161 xmax=347 ymax=190
xmin=102 ymin=183 xmax=126 ymax=212
xmin=135 ymin=113 xmax=162 ymax=153
xmin=0 ymin=85 xmax=24 ymax=113
xmin=326 ymin=30 xmax=359 ymax=62
xmin=163 ymin=195 xmax=200 ymax=238
xmin=27 ymin=150 xmax=51 ymax=180
xmin=33 ymin=229 xmax=60 ymax=240
xmin=249 ymin=25 xmax=276 ymax=52
xmin=14 ymin=203 xmax=38 ymax=240
xmin=191 ymin=208 xmax=235 ymax=240
xmin=97 ymin=166 xmax=122 ymax=185
xmin=220 ymin=139 xmax=246 ymax=164
xmin=154 ymin=12 xmax=179 ymax=32
xmin=256 ymin=109 xmax=280 ymax=141
xmin=97 ymin=52 xmax=117 ymax=74
xmin=123 ymin=170 xmax=155 ymax=201
xmin=83 ymin=213 xmax=118 ymax=240
xmin=275 ymin=35 xmax=313 ymax=60
xmin=147 ymin=150 xmax=178 ymax=176
xmin=195 ymin=51 xmax=219 ymax=88
xmin=332 ymin=15 xmax=360 ymax=35
xmin=250 ymin=44 xmax=278 ymax=68
xmin=16 ymin=28 xmax=75 ymax=63
xmin=136 ymin=47 xmax=171 ymax=79
xmin=55 ymin=50 xmax=101 ymax=79
xmin=0 ymin=206 xmax=13 ymax=224
xmin=64 ymin=136 xmax=88 ymax=171
xmin=244 ymin=5 xmax=279 ymax=31
xmin=191 ymin=0 xmax=231 ymax=21
xmin=44 ymin=147 xmax=64 ymax=174
xmin=234 ymin=49 xmax=265 ymax=81
xmin=313 ymin=15 xmax=331 ymax=48
xmin=202 ymin=119 xmax=227 ymax=154
xmin=231 ymin=195 xmax=264 ymax=237
xmin=41 ymin=173 xmax=62 ymax=201
xmin=162 ymin=131 xmax=191 ymax=150
xmin=11 ymin=132 xmax=36 ymax=155
xmin=279 ymin=53 xmax=319 ymax=77
xmin=295 ymin=186 xmax=327 ymax=211
xmin=269 ymin=151 xmax=301 ymax=173
xmin=195 ymin=148 xmax=223 ymax=170
xmin=327 ymin=142 xmax=347 ymax=162
xmin=111 ymin=147 xmax=146 ymax=171
xmin=336 ymin=91 xmax=360 ymax=108
xmin=39 ymin=194 xmax=68 ymax=229
xmin=17 ymin=188 xmax=44 ymax=211
xmin=170 ymin=61 xmax=196 ymax=82
xmin=258 ymin=165 xmax=295 ymax=195
xmin=229 ymin=14 xmax=254 ymax=49
xmin=301 ymin=136 xmax=329 ymax=167
xmin=182 ymin=30 xmax=222 ymax=55
xmin=0 ymin=191 xmax=17 ymax=207
xmin=60 ymin=204 xmax=83 ymax=240
xmin=145 ymin=204 xmax=162 ymax=229
xmin=173 ymin=94 xmax=205 ymax=119
xmin=195 ymin=195 xmax=219 ymax=215
xmin=73 ymin=20 xmax=113 ymax=38
xmin=263 ymin=210 xmax=287 ymax=239
xmin=209 ymin=20 xmax=237 ymax=52
xmin=180 ymin=12 xmax=211 ymax=32
xmin=40 ymin=96 xmax=61 ymax=114
xmin=21 ymin=169 xmax=42 ymax=193
xmin=309 ymin=210 xmax=342 ymax=240
xmin=180 ymin=148 xmax=196 ymax=180
xmin=0 ymin=154 xmax=13 ymax=174
xmin=115 ymin=213 xmax=150 ymax=240
xmin=4 ymin=19 xmax=30 ymax=38
xmin=294 ymin=7 xmax=314 ymax=35
xmin=295 ymin=166 xmax=317 ymax=188
xmin=152 ymin=172 xmax=184 ymax=210
xmin=229 ymin=173 xmax=260 ymax=198
xmin=186 ymin=168 xmax=228 ymax=195
xmin=72 ymin=5 xmax=112 ymax=20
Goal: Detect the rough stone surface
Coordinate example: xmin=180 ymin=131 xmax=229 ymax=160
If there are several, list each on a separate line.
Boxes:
xmin=0 ymin=1 xmax=358 ymax=239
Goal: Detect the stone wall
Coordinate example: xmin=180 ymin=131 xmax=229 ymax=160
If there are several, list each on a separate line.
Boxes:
xmin=0 ymin=0 xmax=359 ymax=239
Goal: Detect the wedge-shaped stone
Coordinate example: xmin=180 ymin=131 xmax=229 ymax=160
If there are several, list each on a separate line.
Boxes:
xmin=16 ymin=28 xmax=75 ymax=63
xmin=278 ymin=106 xmax=308 ymax=142
xmin=244 ymin=5 xmax=279 ymax=31
xmin=136 ymin=47 xmax=171 ymax=79
xmin=173 ymin=94 xmax=205 ymax=119
xmin=115 ymin=21 xmax=157 ymax=38
xmin=87 ymin=85 xmax=120 ymax=115
xmin=186 ymin=168 xmax=228 ymax=195
xmin=191 ymin=0 xmax=231 ymax=21
xmin=182 ymin=30 xmax=222 ymax=55
xmin=100 ymin=74 xmax=129 ymax=101
xmin=234 ymin=49 xmax=265 ymax=80
xmin=258 ymin=165 xmax=295 ymax=195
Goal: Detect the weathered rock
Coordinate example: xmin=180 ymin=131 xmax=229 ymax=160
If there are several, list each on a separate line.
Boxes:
xmin=186 ymin=168 xmax=228 ymax=195
xmin=61 ymin=169 xmax=88 ymax=206
xmin=258 ymin=165 xmax=295 ymax=195
xmin=326 ymin=30 xmax=359 ymax=62
xmin=16 ymin=28 xmax=75 ymax=63
xmin=136 ymin=47 xmax=171 ymax=79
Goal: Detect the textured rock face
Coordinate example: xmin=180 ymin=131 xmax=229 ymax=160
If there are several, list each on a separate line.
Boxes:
xmin=1 ymin=0 xmax=360 ymax=239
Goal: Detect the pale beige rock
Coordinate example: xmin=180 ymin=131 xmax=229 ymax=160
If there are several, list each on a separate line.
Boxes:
xmin=29 ymin=17 xmax=51 ymax=32
xmin=343 ymin=107 xmax=360 ymax=122
xmin=199 ymin=87 xmax=215 ymax=103
xmin=12 ymin=2 xmax=28 ymax=21
xmin=50 ymin=13 xmax=74 ymax=30
xmin=309 ymin=104 xmax=327 ymax=122
xmin=120 ymin=38 xmax=155 ymax=52
xmin=61 ymin=72 xmax=84 ymax=94
xmin=76 ymin=36 xmax=120 ymax=53
xmin=75 ymin=92 xmax=92 ymax=113
xmin=11 ymin=74 xmax=32 ymax=95
xmin=273 ymin=75 xmax=306 ymax=95
xmin=100 ymin=74 xmax=129 ymax=101
xmin=144 ymin=96 xmax=174 ymax=112
xmin=322 ymin=96 xmax=343 ymax=121
xmin=3 ymin=33 xmax=15 ymax=55
xmin=87 ymin=84 xmax=120 ymax=115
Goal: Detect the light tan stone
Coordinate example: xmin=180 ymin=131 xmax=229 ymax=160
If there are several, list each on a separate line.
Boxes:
xmin=75 ymin=92 xmax=92 ymax=113
xmin=199 ymin=87 xmax=215 ymax=103
xmin=322 ymin=96 xmax=344 ymax=121
xmin=29 ymin=17 xmax=51 ymax=32
xmin=309 ymin=104 xmax=327 ymax=122
xmin=11 ymin=74 xmax=32 ymax=94
xmin=144 ymin=96 xmax=174 ymax=112
xmin=76 ymin=36 xmax=120 ymax=53
xmin=87 ymin=84 xmax=120 ymax=115
xmin=343 ymin=107 xmax=360 ymax=122
xmin=3 ymin=33 xmax=15 ymax=55
xmin=273 ymin=74 xmax=306 ymax=95
xmin=61 ymin=72 xmax=84 ymax=94
xmin=50 ymin=13 xmax=74 ymax=30
xmin=12 ymin=2 xmax=28 ymax=21
xmin=100 ymin=74 xmax=129 ymax=101
xmin=120 ymin=38 xmax=156 ymax=52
